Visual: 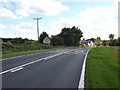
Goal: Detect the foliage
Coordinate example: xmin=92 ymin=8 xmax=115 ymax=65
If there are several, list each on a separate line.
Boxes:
xmin=39 ymin=31 xmax=48 ymax=43
xmin=109 ymin=36 xmax=120 ymax=46
xmin=109 ymin=34 xmax=114 ymax=40
xmin=96 ymin=37 xmax=102 ymax=41
xmin=58 ymin=26 xmax=83 ymax=46
xmin=51 ymin=26 xmax=83 ymax=46
xmin=51 ymin=35 xmax=64 ymax=46
xmin=86 ymin=38 xmax=96 ymax=42
xmin=102 ymin=40 xmax=109 ymax=46
xmin=3 ymin=37 xmax=37 ymax=44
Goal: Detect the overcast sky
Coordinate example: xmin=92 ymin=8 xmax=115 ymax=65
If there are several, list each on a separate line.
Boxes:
xmin=0 ymin=0 xmax=119 ymax=40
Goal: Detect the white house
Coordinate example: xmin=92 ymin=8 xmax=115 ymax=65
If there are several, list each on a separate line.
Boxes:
xmin=80 ymin=40 xmax=96 ymax=47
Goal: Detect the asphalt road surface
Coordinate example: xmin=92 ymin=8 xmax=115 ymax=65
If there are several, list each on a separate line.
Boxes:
xmin=1 ymin=47 xmax=90 ymax=88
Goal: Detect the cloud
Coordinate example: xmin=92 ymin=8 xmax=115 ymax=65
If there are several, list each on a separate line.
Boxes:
xmin=0 ymin=0 xmax=70 ymax=19
xmin=11 ymin=22 xmax=36 ymax=30
xmin=0 ymin=24 xmax=7 ymax=35
xmin=0 ymin=24 xmax=7 ymax=37
xmin=49 ymin=6 xmax=117 ymax=40
xmin=0 ymin=7 xmax=19 ymax=19
xmin=78 ymin=6 xmax=118 ymax=39
xmin=0 ymin=24 xmax=7 ymax=29
xmin=10 ymin=22 xmax=38 ymax=39
xmin=0 ymin=22 xmax=40 ymax=39
xmin=113 ymin=0 xmax=119 ymax=6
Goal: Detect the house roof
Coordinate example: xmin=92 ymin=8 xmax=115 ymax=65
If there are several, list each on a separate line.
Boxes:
xmin=81 ymin=41 xmax=89 ymax=44
xmin=95 ymin=41 xmax=102 ymax=44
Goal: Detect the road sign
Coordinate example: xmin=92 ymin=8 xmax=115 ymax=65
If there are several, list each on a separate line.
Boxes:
xmin=43 ymin=36 xmax=50 ymax=44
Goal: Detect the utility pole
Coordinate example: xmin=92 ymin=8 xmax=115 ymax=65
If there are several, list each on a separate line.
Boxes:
xmin=33 ymin=17 xmax=42 ymax=43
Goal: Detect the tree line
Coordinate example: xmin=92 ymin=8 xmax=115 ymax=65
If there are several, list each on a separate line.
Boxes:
xmin=2 ymin=27 xmax=120 ymax=46
xmin=99 ymin=34 xmax=120 ymax=46
xmin=108 ymin=34 xmax=120 ymax=46
xmin=84 ymin=34 xmax=120 ymax=46
xmin=2 ymin=38 xmax=37 ymax=44
xmin=39 ymin=26 xmax=83 ymax=46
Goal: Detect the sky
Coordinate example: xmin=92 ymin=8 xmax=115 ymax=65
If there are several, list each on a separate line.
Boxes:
xmin=0 ymin=0 xmax=119 ymax=40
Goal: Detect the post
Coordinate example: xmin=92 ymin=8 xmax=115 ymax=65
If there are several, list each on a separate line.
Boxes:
xmin=36 ymin=19 xmax=39 ymax=42
xmin=33 ymin=17 xmax=42 ymax=43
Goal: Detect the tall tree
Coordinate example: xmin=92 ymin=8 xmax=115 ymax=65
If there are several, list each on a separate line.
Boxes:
xmin=51 ymin=35 xmax=64 ymax=46
xmin=118 ymin=37 xmax=120 ymax=46
xmin=96 ymin=37 xmax=102 ymax=41
xmin=109 ymin=34 xmax=115 ymax=46
xmin=109 ymin=34 xmax=114 ymax=40
xmin=59 ymin=26 xmax=83 ymax=46
xmin=86 ymin=38 xmax=96 ymax=42
xmin=39 ymin=32 xmax=48 ymax=43
xmin=102 ymin=40 xmax=108 ymax=46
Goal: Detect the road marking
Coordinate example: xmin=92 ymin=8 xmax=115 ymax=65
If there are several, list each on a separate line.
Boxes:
xmin=81 ymin=50 xmax=84 ymax=52
xmin=56 ymin=50 xmax=60 ymax=52
xmin=0 ymin=66 xmax=24 ymax=75
xmin=78 ymin=49 xmax=90 ymax=88
xmin=0 ymin=49 xmax=66 ymax=61
xmin=11 ymin=67 xmax=23 ymax=72
xmin=74 ymin=50 xmax=78 ymax=53
xmin=0 ymin=49 xmax=76 ymax=75
xmin=48 ymin=51 xmax=53 ymax=52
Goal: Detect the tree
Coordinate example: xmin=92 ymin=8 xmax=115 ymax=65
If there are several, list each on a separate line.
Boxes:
xmin=39 ymin=32 xmax=48 ymax=43
xmin=82 ymin=38 xmax=85 ymax=41
xmin=108 ymin=36 xmax=120 ymax=46
xmin=51 ymin=35 xmax=64 ymax=46
xmin=102 ymin=40 xmax=109 ymax=46
xmin=109 ymin=34 xmax=115 ymax=46
xmin=118 ymin=37 xmax=120 ymax=46
xmin=59 ymin=26 xmax=83 ymax=46
xmin=11 ymin=37 xmax=25 ymax=44
xmin=109 ymin=34 xmax=114 ymax=40
xmin=96 ymin=37 xmax=102 ymax=41
xmin=86 ymin=38 xmax=95 ymax=42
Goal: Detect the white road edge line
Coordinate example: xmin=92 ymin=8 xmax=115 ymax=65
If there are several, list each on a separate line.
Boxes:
xmin=0 ymin=49 xmax=76 ymax=75
xmin=78 ymin=49 xmax=90 ymax=89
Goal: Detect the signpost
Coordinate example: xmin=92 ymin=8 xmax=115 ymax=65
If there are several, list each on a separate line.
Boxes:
xmin=43 ymin=36 xmax=50 ymax=45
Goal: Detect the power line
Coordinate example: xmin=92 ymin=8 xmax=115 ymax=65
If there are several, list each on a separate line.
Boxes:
xmin=33 ymin=17 xmax=42 ymax=43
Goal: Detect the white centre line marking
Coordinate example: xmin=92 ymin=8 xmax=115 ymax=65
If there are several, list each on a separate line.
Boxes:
xmin=10 ymin=67 xmax=23 ymax=72
xmin=81 ymin=50 xmax=84 ymax=52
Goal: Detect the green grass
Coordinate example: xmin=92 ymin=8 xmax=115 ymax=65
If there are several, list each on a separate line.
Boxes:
xmin=85 ymin=47 xmax=118 ymax=88
xmin=2 ymin=45 xmax=76 ymax=59
xmin=2 ymin=43 xmax=51 ymax=54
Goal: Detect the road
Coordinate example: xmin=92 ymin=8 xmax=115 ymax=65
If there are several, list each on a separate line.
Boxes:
xmin=1 ymin=47 xmax=90 ymax=88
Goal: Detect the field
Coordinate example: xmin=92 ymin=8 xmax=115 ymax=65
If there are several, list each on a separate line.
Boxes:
xmin=85 ymin=47 xmax=119 ymax=88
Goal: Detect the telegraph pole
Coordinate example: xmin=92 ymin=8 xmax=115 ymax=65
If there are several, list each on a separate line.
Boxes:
xmin=33 ymin=17 xmax=42 ymax=43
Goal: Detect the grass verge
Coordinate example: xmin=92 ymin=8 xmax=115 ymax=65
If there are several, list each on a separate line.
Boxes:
xmin=2 ymin=46 xmax=76 ymax=59
xmin=85 ymin=47 xmax=118 ymax=88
